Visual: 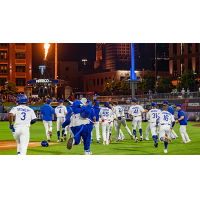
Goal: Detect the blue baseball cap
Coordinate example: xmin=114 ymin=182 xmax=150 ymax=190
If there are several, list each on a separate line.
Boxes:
xmin=47 ymin=99 xmax=52 ymax=103
xmin=87 ymin=99 xmax=91 ymax=103
xmin=108 ymin=106 xmax=111 ymax=109
xmin=132 ymin=99 xmax=137 ymax=102
xmin=59 ymin=100 xmax=63 ymax=103
xmin=151 ymin=102 xmax=156 ymax=107
xmin=95 ymin=101 xmax=99 ymax=105
xmin=176 ymin=104 xmax=182 ymax=108
xmin=104 ymin=102 xmax=109 ymax=106
xmin=163 ymin=101 xmax=168 ymax=105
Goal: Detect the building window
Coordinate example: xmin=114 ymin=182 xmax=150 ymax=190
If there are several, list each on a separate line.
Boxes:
xmin=0 ymin=43 xmax=8 ymax=46
xmin=173 ymin=43 xmax=177 ymax=56
xmin=93 ymin=79 xmax=95 ymax=86
xmin=97 ymin=78 xmax=99 ymax=85
xmin=173 ymin=60 xmax=177 ymax=76
xmin=101 ymin=78 xmax=103 ymax=85
xmin=0 ymin=51 xmax=7 ymax=60
xmin=188 ymin=58 xmax=192 ymax=70
xmin=196 ymin=57 xmax=199 ymax=74
xmin=65 ymin=67 xmax=69 ymax=71
xmin=180 ymin=43 xmax=184 ymax=55
xmin=188 ymin=43 xmax=192 ymax=54
xmin=0 ymin=78 xmax=6 ymax=86
xmin=0 ymin=64 xmax=7 ymax=73
xmin=15 ymin=43 xmax=25 ymax=46
xmin=181 ymin=59 xmax=184 ymax=75
xmin=196 ymin=43 xmax=199 ymax=52
xmin=89 ymin=79 xmax=92 ymax=86
xmin=16 ymin=78 xmax=26 ymax=86
xmin=105 ymin=78 xmax=107 ymax=82
xmin=16 ymin=65 xmax=25 ymax=72
xmin=16 ymin=52 xmax=25 ymax=59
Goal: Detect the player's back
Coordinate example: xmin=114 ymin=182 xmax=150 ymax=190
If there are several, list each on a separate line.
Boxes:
xmin=100 ymin=107 xmax=111 ymax=120
xmin=41 ymin=104 xmax=55 ymax=121
xmin=10 ymin=105 xmax=35 ymax=128
xmin=148 ymin=109 xmax=161 ymax=123
xmin=159 ymin=111 xmax=174 ymax=124
xmin=115 ymin=105 xmax=125 ymax=117
xmin=55 ymin=105 xmax=66 ymax=117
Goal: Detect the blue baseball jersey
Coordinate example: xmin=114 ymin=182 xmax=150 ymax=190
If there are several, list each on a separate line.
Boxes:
xmin=41 ymin=104 xmax=55 ymax=121
xmin=178 ymin=109 xmax=187 ymax=125
xmin=162 ymin=105 xmax=174 ymax=115
xmin=92 ymin=105 xmax=101 ymax=122
xmin=65 ymin=106 xmax=73 ymax=120
xmin=88 ymin=107 xmax=95 ymax=121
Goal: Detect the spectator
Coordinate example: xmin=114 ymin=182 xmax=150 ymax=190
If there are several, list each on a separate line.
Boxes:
xmin=187 ymin=88 xmax=190 ymax=97
xmin=181 ymin=88 xmax=185 ymax=98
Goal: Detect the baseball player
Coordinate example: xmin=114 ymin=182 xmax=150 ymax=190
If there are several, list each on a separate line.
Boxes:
xmin=146 ymin=103 xmax=161 ymax=147
xmin=128 ymin=99 xmax=145 ymax=142
xmin=157 ymin=104 xmax=175 ymax=153
xmin=144 ymin=108 xmax=151 ymax=140
xmin=162 ymin=101 xmax=178 ymax=141
xmin=41 ymin=99 xmax=55 ymax=142
xmin=55 ymin=100 xmax=67 ymax=142
xmin=175 ymin=104 xmax=191 ymax=143
xmin=99 ymin=102 xmax=112 ymax=145
xmin=111 ymin=102 xmax=133 ymax=142
xmin=92 ymin=101 xmax=101 ymax=143
xmin=64 ymin=101 xmax=73 ymax=141
xmin=9 ymin=94 xmax=37 ymax=155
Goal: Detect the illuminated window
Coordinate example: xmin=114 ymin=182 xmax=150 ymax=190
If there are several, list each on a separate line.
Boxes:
xmin=180 ymin=43 xmax=184 ymax=55
xmin=16 ymin=52 xmax=25 ymax=59
xmin=16 ymin=78 xmax=26 ymax=86
xmin=0 ymin=51 xmax=7 ymax=60
xmin=0 ymin=64 xmax=7 ymax=73
xmin=16 ymin=65 xmax=25 ymax=72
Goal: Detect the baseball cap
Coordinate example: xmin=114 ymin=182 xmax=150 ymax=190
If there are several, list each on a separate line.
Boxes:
xmin=47 ymin=99 xmax=52 ymax=103
xmin=132 ymin=99 xmax=137 ymax=102
xmin=108 ymin=106 xmax=111 ymax=109
xmin=59 ymin=100 xmax=63 ymax=103
xmin=163 ymin=101 xmax=168 ymax=105
xmin=151 ymin=102 xmax=156 ymax=107
xmin=104 ymin=102 xmax=109 ymax=106
xmin=176 ymin=104 xmax=182 ymax=108
xmin=95 ymin=101 xmax=99 ymax=105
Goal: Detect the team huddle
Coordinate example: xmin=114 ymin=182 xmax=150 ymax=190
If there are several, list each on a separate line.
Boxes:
xmin=8 ymin=95 xmax=191 ymax=155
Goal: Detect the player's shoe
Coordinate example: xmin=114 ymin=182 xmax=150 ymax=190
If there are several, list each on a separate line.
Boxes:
xmin=64 ymin=135 xmax=67 ymax=141
xmin=49 ymin=131 xmax=52 ymax=138
xmin=140 ymin=136 xmax=143 ymax=141
xmin=110 ymin=136 xmax=112 ymax=143
xmin=47 ymin=139 xmax=50 ymax=142
xmin=106 ymin=142 xmax=109 ymax=145
xmin=143 ymin=138 xmax=149 ymax=141
xmin=186 ymin=140 xmax=191 ymax=143
xmin=97 ymin=140 xmax=101 ymax=143
xmin=121 ymin=136 xmax=125 ymax=140
xmin=61 ymin=137 xmax=63 ymax=142
xmin=131 ymin=135 xmax=134 ymax=140
xmin=135 ymin=137 xmax=138 ymax=143
xmin=164 ymin=149 xmax=167 ymax=153
xmin=103 ymin=141 xmax=106 ymax=145
xmin=84 ymin=150 xmax=92 ymax=155
xmin=154 ymin=142 xmax=158 ymax=147
xmin=57 ymin=140 xmax=60 ymax=142
xmin=67 ymin=138 xmax=74 ymax=150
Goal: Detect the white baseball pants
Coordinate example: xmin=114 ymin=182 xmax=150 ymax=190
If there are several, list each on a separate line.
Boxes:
xmin=114 ymin=120 xmax=124 ymax=139
xmin=179 ymin=125 xmax=190 ymax=143
xmin=159 ymin=124 xmax=170 ymax=141
xmin=146 ymin=123 xmax=150 ymax=139
xmin=92 ymin=121 xmax=100 ymax=140
xmin=13 ymin=127 xmax=30 ymax=155
xmin=57 ymin=117 xmax=65 ymax=131
xmin=132 ymin=116 xmax=142 ymax=130
xmin=150 ymin=122 xmax=158 ymax=136
xmin=43 ymin=120 xmax=52 ymax=140
xmin=101 ymin=121 xmax=110 ymax=144
xmin=65 ymin=126 xmax=72 ymax=138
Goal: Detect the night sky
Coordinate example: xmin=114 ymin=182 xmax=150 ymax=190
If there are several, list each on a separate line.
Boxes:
xmin=32 ymin=43 xmax=96 ymax=72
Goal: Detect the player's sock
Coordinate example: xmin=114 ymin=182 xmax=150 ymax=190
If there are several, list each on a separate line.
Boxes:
xmin=156 ymin=135 xmax=158 ymax=140
xmin=18 ymin=152 xmax=20 ymax=155
xmin=164 ymin=141 xmax=168 ymax=149
xmin=152 ymin=135 xmax=157 ymax=143
xmin=133 ymin=130 xmax=136 ymax=137
xmin=139 ymin=129 xmax=142 ymax=137
xmin=57 ymin=131 xmax=60 ymax=140
xmin=62 ymin=129 xmax=65 ymax=137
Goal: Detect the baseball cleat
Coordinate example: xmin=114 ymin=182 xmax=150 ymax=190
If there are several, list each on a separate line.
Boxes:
xmin=67 ymin=138 xmax=74 ymax=150
xmin=135 ymin=137 xmax=138 ymax=143
xmin=186 ymin=140 xmax=191 ymax=143
xmin=84 ymin=150 xmax=92 ymax=155
xmin=57 ymin=140 xmax=60 ymax=142
xmin=103 ymin=141 xmax=106 ymax=145
xmin=61 ymin=137 xmax=63 ymax=142
xmin=97 ymin=140 xmax=101 ymax=143
xmin=49 ymin=131 xmax=52 ymax=138
xmin=131 ymin=135 xmax=134 ymax=140
xmin=64 ymin=135 xmax=66 ymax=141
xmin=164 ymin=149 xmax=167 ymax=153
xmin=143 ymin=138 xmax=149 ymax=141
xmin=47 ymin=139 xmax=50 ymax=142
xmin=140 ymin=136 xmax=143 ymax=141
xmin=154 ymin=142 xmax=158 ymax=147
xmin=114 ymin=139 xmax=119 ymax=142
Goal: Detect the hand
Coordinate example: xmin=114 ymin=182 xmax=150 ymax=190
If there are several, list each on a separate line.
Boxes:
xmin=175 ymin=120 xmax=179 ymax=124
xmin=114 ymin=118 xmax=118 ymax=121
xmin=131 ymin=115 xmax=133 ymax=119
xmin=9 ymin=124 xmax=13 ymax=129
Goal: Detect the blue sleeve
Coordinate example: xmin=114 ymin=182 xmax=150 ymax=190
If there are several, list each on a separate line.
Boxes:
xmin=51 ymin=107 xmax=55 ymax=115
xmin=172 ymin=121 xmax=175 ymax=127
xmin=171 ymin=107 xmax=174 ymax=115
xmin=179 ymin=111 xmax=184 ymax=117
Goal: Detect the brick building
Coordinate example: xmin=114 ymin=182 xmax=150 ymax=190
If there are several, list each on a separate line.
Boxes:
xmin=0 ymin=43 xmax=32 ymax=93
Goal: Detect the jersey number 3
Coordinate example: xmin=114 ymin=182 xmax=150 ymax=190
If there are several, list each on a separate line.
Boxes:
xmin=21 ymin=112 xmax=26 ymax=120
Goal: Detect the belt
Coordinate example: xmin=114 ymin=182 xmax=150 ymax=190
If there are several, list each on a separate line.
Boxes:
xmin=161 ymin=124 xmax=170 ymax=125
xmin=134 ymin=115 xmax=141 ymax=117
xmin=57 ymin=117 xmax=65 ymax=118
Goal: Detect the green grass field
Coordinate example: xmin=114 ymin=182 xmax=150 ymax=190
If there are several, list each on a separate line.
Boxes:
xmin=0 ymin=121 xmax=199 ymax=155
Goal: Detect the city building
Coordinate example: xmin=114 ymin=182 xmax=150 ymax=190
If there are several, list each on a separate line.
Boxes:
xmin=0 ymin=43 xmax=32 ymax=93
xmin=169 ymin=43 xmax=200 ymax=85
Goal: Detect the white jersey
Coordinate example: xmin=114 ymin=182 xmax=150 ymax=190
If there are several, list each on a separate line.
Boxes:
xmin=110 ymin=112 xmax=116 ymax=122
xmin=158 ymin=111 xmax=175 ymax=125
xmin=128 ymin=105 xmax=144 ymax=117
xmin=99 ymin=107 xmax=112 ymax=121
xmin=147 ymin=109 xmax=161 ymax=123
xmin=55 ymin=105 xmax=67 ymax=118
xmin=70 ymin=113 xmax=90 ymax=127
xmin=9 ymin=105 xmax=36 ymax=128
xmin=113 ymin=105 xmax=125 ymax=118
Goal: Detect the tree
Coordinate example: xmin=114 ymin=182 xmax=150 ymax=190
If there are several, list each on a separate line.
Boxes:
xmin=119 ymin=80 xmax=130 ymax=91
xmin=0 ymin=81 xmax=19 ymax=95
xmin=177 ymin=70 xmax=195 ymax=89
xmin=137 ymin=71 xmax=155 ymax=90
xmin=158 ymin=76 xmax=173 ymax=92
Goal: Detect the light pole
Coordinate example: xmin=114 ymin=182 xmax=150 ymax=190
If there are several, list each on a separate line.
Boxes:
xmin=193 ymin=71 xmax=197 ymax=92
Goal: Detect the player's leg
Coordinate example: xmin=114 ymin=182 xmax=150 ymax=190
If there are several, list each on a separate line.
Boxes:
xmin=119 ymin=129 xmax=125 ymax=140
xmin=60 ymin=118 xmax=65 ymax=142
xmin=69 ymin=127 xmax=72 ymax=138
xmin=109 ymin=122 xmax=113 ymax=143
xmin=145 ymin=123 xmax=150 ymax=140
xmin=101 ymin=122 xmax=107 ymax=145
xmin=163 ymin=126 xmax=170 ymax=153
xmin=137 ymin=120 xmax=143 ymax=141
xmin=171 ymin=129 xmax=178 ymax=139
xmin=115 ymin=120 xmax=121 ymax=142
xmin=64 ymin=125 xmax=68 ymax=141
xmin=48 ymin=121 xmax=53 ymax=138
xmin=94 ymin=122 xmax=100 ymax=142
xmin=19 ymin=127 xmax=30 ymax=155
xmin=43 ymin=120 xmax=50 ymax=141
xmin=13 ymin=128 xmax=21 ymax=155
xmin=132 ymin=120 xmax=138 ymax=142
xmin=56 ymin=119 xmax=61 ymax=142
xmin=67 ymin=126 xmax=82 ymax=150
xmin=121 ymin=118 xmax=133 ymax=139
xmin=179 ymin=125 xmax=186 ymax=143
xmin=82 ymin=129 xmax=92 ymax=155
xmin=106 ymin=123 xmax=110 ymax=145
xmin=151 ymin=124 xmax=158 ymax=147
xmin=181 ymin=125 xmax=190 ymax=143
xmin=159 ymin=125 xmax=166 ymax=152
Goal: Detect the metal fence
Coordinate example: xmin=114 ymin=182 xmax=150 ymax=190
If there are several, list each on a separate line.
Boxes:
xmin=96 ymin=92 xmax=200 ymax=102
